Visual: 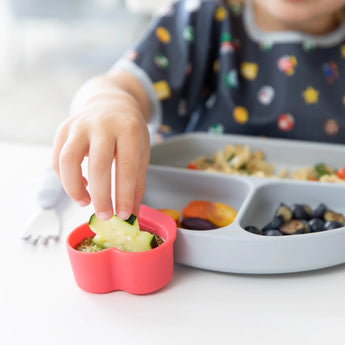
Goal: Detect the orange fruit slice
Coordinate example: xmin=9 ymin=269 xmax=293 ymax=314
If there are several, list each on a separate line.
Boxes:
xmin=182 ymin=200 xmax=212 ymax=220
xmin=158 ymin=209 xmax=180 ymax=224
xmin=206 ymin=202 xmax=237 ymax=227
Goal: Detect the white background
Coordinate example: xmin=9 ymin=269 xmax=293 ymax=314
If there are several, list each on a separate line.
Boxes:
xmin=0 ymin=0 xmax=153 ymax=145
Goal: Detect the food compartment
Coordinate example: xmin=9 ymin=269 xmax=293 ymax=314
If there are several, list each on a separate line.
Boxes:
xmin=239 ymin=181 xmax=345 ymax=235
xmin=150 ymin=133 xmax=345 ymax=183
xmin=143 ymin=166 xmax=253 ymax=231
xmin=166 ymin=179 xmax=345 ymax=274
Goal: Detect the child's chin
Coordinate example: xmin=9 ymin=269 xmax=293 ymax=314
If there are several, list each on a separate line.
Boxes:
xmin=259 ymin=2 xmax=332 ymax=33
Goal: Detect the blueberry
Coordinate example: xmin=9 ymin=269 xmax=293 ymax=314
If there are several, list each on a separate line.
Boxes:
xmin=264 ymin=229 xmax=284 ymax=236
xmin=244 ymin=226 xmax=263 ymax=235
xmin=303 ymin=221 xmax=312 ymax=233
xmin=291 ymin=204 xmax=312 ymax=220
xmin=262 ymin=215 xmax=285 ymax=231
xmin=312 ymin=203 xmax=327 ymax=219
xmin=324 ymin=221 xmax=344 ymax=230
xmin=308 ymin=218 xmax=325 ymax=232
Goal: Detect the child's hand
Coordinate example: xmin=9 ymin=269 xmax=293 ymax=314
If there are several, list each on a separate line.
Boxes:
xmin=52 ymin=79 xmax=151 ymax=221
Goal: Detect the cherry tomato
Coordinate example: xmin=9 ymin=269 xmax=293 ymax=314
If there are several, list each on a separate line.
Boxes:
xmin=336 ymin=167 xmax=345 ymax=180
xmin=307 ymin=177 xmax=318 ymax=181
xmin=186 ymin=161 xmax=198 ymax=170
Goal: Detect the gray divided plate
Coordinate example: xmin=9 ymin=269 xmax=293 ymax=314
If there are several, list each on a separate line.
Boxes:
xmin=143 ymin=133 xmax=345 ymax=274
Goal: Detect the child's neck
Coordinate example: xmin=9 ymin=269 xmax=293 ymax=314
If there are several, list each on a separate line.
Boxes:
xmin=253 ymin=2 xmax=343 ymax=35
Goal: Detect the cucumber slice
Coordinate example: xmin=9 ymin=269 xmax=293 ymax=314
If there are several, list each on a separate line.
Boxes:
xmin=88 ymin=214 xmax=155 ymax=252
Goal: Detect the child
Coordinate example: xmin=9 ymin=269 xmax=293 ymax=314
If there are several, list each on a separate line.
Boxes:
xmin=52 ymin=0 xmax=345 ymax=221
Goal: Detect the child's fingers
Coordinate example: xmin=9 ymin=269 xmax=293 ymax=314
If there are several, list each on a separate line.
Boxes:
xmin=52 ymin=120 xmax=70 ymax=178
xmin=132 ymin=167 xmax=148 ymax=217
xmin=115 ymin=134 xmax=143 ymax=220
xmin=82 ymin=176 xmax=88 ymax=187
xmin=132 ymin=148 xmax=150 ymax=216
xmin=59 ymin=136 xmax=90 ymax=206
xmin=87 ymin=137 xmax=115 ymax=220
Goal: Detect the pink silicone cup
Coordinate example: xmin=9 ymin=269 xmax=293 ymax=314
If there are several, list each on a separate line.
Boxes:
xmin=66 ymin=205 xmax=177 ymax=294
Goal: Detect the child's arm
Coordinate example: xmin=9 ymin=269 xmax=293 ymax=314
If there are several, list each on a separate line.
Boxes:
xmin=52 ymin=68 xmax=151 ymax=220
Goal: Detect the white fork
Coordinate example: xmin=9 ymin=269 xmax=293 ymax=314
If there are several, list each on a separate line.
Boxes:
xmin=22 ymin=167 xmax=64 ymax=245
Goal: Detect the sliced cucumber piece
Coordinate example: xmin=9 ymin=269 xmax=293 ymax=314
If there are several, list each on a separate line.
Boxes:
xmin=124 ymin=230 xmax=156 ymax=252
xmin=88 ymin=213 xmax=155 ymax=252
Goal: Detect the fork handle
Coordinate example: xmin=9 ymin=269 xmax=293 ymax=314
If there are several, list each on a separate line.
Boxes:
xmin=37 ymin=166 xmax=64 ymax=209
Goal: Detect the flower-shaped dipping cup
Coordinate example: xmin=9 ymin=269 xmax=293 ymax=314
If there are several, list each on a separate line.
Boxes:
xmin=66 ymin=205 xmax=177 ymax=294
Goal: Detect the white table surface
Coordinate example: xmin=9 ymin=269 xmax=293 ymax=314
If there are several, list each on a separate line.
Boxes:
xmin=1 ymin=141 xmax=345 ymax=345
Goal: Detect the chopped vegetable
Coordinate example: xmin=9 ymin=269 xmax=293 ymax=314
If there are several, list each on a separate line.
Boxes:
xmin=314 ymin=163 xmax=335 ymax=179
xmin=186 ymin=161 xmax=199 ymax=170
xmin=226 ymin=153 xmax=235 ymax=162
xmin=307 ymin=177 xmax=318 ymax=181
xmin=88 ymin=213 xmax=156 ymax=252
xmin=336 ymin=167 xmax=345 ymax=180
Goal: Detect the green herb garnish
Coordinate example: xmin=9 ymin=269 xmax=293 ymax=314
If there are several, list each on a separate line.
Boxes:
xmin=314 ymin=163 xmax=335 ymax=179
xmin=227 ymin=153 xmax=235 ymax=162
